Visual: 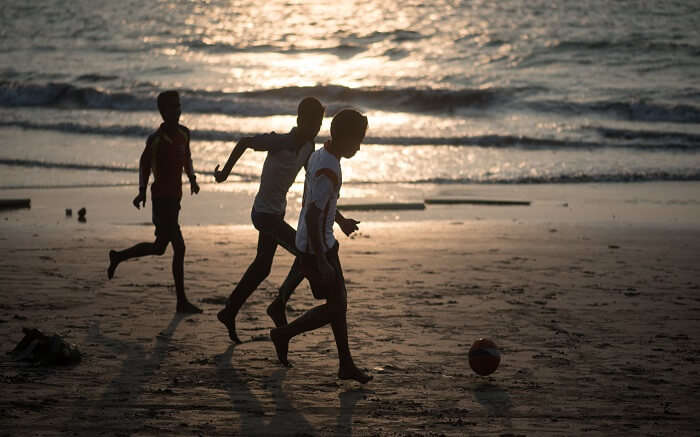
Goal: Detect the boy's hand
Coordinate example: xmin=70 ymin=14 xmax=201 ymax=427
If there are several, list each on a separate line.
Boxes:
xmin=338 ymin=217 xmax=360 ymax=236
xmin=213 ymin=164 xmax=227 ymax=183
xmin=190 ymin=180 xmax=200 ymax=195
xmin=133 ymin=192 xmax=146 ymax=209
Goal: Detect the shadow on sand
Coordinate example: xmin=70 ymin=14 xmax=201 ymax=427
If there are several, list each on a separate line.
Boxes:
xmin=473 ymin=382 xmax=513 ymax=429
xmin=58 ymin=313 xmax=367 ymax=435
xmin=61 ymin=312 xmax=187 ymax=434
xmin=214 ymin=344 xmax=316 ymax=435
xmin=215 ymin=344 xmax=370 ymax=436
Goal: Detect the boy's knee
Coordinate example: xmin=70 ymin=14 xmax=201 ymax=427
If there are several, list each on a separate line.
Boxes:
xmin=173 ymin=239 xmax=185 ymax=254
xmin=154 ymin=240 xmax=168 ymax=255
xmin=259 ymin=265 xmax=272 ymax=279
xmin=252 ymin=257 xmax=273 ymax=278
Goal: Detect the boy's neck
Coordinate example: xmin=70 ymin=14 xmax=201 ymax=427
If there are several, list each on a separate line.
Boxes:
xmin=161 ymin=121 xmax=179 ymax=133
xmin=324 ymin=140 xmax=342 ymax=160
xmin=292 ymin=127 xmax=308 ymax=147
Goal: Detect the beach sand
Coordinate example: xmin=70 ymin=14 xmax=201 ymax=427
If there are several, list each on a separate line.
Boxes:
xmin=1 ymin=184 xmax=700 ymax=436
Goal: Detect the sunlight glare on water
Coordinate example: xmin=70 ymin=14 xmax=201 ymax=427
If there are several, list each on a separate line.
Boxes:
xmin=1 ymin=0 xmax=699 ymax=190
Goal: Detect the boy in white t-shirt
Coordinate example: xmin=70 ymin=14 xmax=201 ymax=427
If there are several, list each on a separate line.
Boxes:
xmin=270 ymin=109 xmax=372 ymax=384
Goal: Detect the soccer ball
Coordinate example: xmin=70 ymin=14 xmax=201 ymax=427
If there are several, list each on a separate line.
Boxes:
xmin=469 ymin=338 xmax=501 ymax=376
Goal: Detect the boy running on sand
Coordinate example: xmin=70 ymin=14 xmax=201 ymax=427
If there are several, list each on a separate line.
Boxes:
xmin=107 ymin=90 xmax=201 ymax=314
xmin=271 ymin=109 xmax=371 ymax=384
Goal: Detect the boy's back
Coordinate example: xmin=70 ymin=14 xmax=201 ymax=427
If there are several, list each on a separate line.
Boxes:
xmin=250 ymin=128 xmax=314 ymax=215
xmin=142 ymin=124 xmax=193 ymax=200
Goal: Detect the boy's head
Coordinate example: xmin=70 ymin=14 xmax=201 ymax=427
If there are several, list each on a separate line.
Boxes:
xmin=157 ymin=90 xmax=181 ymax=126
xmin=330 ymin=109 xmax=367 ymax=159
xmin=296 ymin=97 xmax=325 ymax=142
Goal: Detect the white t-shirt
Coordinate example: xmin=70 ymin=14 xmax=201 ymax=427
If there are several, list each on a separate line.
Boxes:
xmin=296 ymin=147 xmax=342 ymax=254
xmin=251 ymin=128 xmax=314 ymax=215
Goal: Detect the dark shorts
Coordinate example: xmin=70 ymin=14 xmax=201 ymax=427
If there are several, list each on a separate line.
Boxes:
xmin=298 ymin=243 xmax=345 ymax=300
xmin=152 ymin=197 xmax=181 ymax=241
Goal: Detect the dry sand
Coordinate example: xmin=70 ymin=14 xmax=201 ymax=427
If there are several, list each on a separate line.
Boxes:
xmin=1 ymin=186 xmax=700 ymax=436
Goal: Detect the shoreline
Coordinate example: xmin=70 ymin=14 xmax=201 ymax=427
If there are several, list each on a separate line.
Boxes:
xmin=2 ymin=180 xmax=700 ymax=229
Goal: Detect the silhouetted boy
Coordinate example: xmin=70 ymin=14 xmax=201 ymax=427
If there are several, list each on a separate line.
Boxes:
xmin=271 ymin=109 xmax=371 ymax=384
xmin=107 ymin=90 xmax=202 ymax=314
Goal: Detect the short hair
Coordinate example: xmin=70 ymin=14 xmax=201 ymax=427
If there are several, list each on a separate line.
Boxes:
xmin=297 ymin=97 xmax=325 ymax=120
xmin=330 ymin=109 xmax=368 ymax=141
xmin=157 ymin=90 xmax=180 ymax=112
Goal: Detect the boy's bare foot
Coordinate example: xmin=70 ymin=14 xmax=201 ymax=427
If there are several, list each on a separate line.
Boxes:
xmin=339 ymin=365 xmax=373 ymax=384
xmin=217 ymin=307 xmax=242 ymax=344
xmin=266 ymin=296 xmax=288 ymax=328
xmin=176 ymin=300 xmax=203 ymax=314
xmin=107 ymin=250 xmax=118 ymax=279
xmin=270 ymin=328 xmax=292 ymax=367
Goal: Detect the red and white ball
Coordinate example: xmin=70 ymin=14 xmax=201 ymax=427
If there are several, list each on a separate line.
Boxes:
xmin=468 ymin=338 xmax=501 ymax=376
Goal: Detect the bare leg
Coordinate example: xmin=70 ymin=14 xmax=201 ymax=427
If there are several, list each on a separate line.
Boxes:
xmin=332 ymin=313 xmax=372 ymax=384
xmin=270 ymin=259 xmax=371 ymax=383
xmin=107 ymin=250 xmax=118 ymax=279
xmin=324 ymin=275 xmax=371 ymax=384
xmin=108 ymin=240 xmax=168 ymax=279
xmin=218 ymin=231 xmax=276 ymax=343
xmin=271 ymin=303 xmax=330 ymax=367
xmin=171 ymin=231 xmax=201 ymax=314
xmin=267 ymin=258 xmax=304 ymax=328
xmin=266 ymin=296 xmax=287 ymax=329
xmin=266 ymin=219 xmax=303 ymax=327
xmin=107 ymin=231 xmax=200 ymax=314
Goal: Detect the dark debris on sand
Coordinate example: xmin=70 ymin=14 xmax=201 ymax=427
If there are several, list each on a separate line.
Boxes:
xmin=8 ymin=327 xmax=81 ymax=366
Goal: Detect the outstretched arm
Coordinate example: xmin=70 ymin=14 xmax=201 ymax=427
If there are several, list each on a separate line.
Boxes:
xmin=335 ymin=210 xmax=360 ymax=236
xmin=214 ymin=137 xmax=250 ymax=183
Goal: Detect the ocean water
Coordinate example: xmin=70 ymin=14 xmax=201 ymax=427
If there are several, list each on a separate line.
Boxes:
xmin=1 ymin=0 xmax=699 ymax=192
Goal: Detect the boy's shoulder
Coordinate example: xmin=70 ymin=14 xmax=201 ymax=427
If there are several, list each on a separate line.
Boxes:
xmin=147 ymin=125 xmax=190 ymax=145
xmin=249 ymin=129 xmax=297 ymax=152
xmin=309 ymin=149 xmax=340 ymax=188
xmin=312 ymin=148 xmax=340 ymax=167
xmin=178 ymin=124 xmax=191 ymax=143
xmin=146 ymin=129 xmax=160 ymax=145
